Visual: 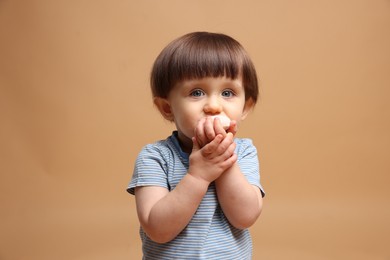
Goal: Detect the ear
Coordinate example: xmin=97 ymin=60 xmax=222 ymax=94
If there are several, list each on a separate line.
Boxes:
xmin=241 ymin=98 xmax=255 ymax=120
xmin=154 ymin=97 xmax=174 ymax=121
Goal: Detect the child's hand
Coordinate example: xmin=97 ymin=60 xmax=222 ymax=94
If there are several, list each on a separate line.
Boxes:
xmin=188 ymin=132 xmax=237 ymax=184
xmin=195 ymin=116 xmax=237 ymax=148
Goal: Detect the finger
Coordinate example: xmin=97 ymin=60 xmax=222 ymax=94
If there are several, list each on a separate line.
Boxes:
xmin=215 ymin=132 xmax=235 ymax=155
xmin=226 ymin=120 xmax=238 ymax=135
xmin=201 ymin=134 xmax=223 ymax=156
xmin=221 ymin=153 xmax=238 ymax=169
xmin=213 ymin=117 xmax=227 ymax=137
xmin=204 ymin=117 xmax=216 ymax=141
xmin=195 ymin=118 xmax=207 ymax=147
xmin=222 ymin=138 xmax=236 ymax=158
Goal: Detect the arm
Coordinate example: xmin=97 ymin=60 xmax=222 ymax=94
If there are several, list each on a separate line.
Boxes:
xmin=135 ymin=174 xmax=208 ymax=243
xmin=135 ymin=134 xmax=237 ymax=243
xmin=215 ymin=163 xmax=263 ymax=229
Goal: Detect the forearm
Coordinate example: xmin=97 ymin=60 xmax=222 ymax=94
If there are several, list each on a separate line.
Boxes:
xmin=215 ymin=163 xmax=263 ymax=229
xmin=136 ymin=174 xmax=209 ymax=243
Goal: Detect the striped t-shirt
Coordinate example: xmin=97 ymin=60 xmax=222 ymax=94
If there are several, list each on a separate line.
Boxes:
xmin=127 ymin=131 xmax=264 ymax=259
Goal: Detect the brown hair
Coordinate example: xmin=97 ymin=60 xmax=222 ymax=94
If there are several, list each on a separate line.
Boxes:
xmin=150 ymin=32 xmax=259 ymax=103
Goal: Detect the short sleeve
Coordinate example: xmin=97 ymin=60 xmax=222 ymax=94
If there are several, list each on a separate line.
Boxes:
xmin=236 ymin=138 xmax=265 ymax=197
xmin=127 ymin=143 xmax=170 ymax=195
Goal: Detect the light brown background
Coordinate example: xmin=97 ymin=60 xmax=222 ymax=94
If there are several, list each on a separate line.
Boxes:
xmin=1 ymin=0 xmax=389 ymax=259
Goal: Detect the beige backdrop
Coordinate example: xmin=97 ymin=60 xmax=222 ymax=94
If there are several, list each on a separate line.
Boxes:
xmin=1 ymin=0 xmax=389 ymax=259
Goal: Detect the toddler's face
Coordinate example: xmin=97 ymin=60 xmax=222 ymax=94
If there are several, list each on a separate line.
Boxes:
xmin=166 ymin=76 xmax=251 ymax=151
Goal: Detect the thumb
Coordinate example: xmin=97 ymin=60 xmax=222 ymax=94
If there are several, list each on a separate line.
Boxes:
xmin=227 ymin=120 xmax=238 ymax=136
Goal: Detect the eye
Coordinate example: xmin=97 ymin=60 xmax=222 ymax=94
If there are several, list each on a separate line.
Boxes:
xmin=221 ymin=90 xmax=234 ymax=98
xmin=190 ymin=89 xmax=204 ymax=97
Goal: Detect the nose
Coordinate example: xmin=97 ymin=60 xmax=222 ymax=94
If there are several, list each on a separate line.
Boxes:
xmin=203 ymin=95 xmax=222 ymax=115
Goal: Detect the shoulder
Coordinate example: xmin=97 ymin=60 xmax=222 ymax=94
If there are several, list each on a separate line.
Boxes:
xmin=234 ymin=138 xmax=257 ymax=155
xmin=134 ymin=139 xmax=178 ymax=171
xmin=138 ymin=138 xmax=175 ymax=159
xmin=235 ymin=137 xmax=255 ymax=147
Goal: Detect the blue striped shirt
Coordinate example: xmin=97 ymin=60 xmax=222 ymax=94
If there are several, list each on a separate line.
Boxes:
xmin=128 ymin=131 xmax=264 ymax=259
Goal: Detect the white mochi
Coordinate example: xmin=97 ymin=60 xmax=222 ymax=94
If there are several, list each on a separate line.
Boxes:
xmin=210 ymin=115 xmax=231 ymax=130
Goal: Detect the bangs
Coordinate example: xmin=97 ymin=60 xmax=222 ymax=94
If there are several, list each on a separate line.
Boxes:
xmin=170 ymin=35 xmax=243 ymax=82
xmin=151 ymin=32 xmax=259 ymax=102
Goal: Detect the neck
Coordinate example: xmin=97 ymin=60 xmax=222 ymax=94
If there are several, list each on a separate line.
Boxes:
xmin=177 ymin=132 xmax=193 ymax=154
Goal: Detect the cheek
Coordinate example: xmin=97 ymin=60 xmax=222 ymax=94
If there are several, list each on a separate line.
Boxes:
xmin=226 ymin=103 xmax=246 ymax=120
xmin=181 ymin=113 xmax=199 ymax=129
xmin=173 ymin=108 xmax=199 ymax=130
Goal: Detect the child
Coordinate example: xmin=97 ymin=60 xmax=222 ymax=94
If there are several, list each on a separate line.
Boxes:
xmin=127 ymin=31 xmax=265 ymax=259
